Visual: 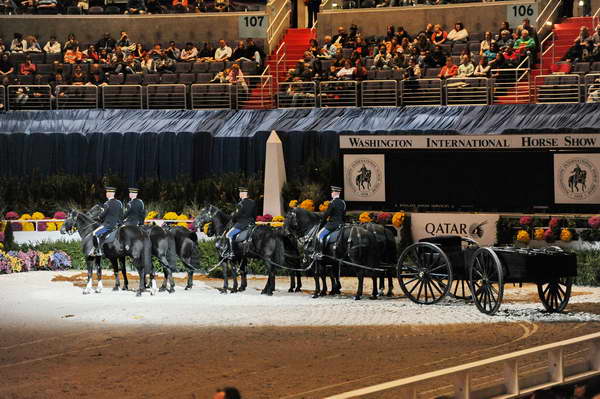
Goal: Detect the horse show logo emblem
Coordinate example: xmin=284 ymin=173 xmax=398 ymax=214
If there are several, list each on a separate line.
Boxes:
xmin=346 ymin=158 xmax=383 ymax=198
xmin=558 ymin=157 xmax=599 ymax=200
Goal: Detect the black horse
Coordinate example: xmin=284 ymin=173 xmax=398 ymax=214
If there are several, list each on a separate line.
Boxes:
xmin=143 ymin=224 xmax=178 ymax=293
xmin=284 ymin=207 xmax=383 ymax=300
xmin=61 ymin=207 xmax=155 ymax=296
xmin=165 ymin=224 xmax=202 ymax=290
xmin=194 ymin=205 xmax=286 ymax=296
xmin=362 ymin=222 xmax=398 ymax=297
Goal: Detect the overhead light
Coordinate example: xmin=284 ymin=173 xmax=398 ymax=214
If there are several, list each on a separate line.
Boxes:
xmin=546 ymin=21 xmax=553 ymax=26
xmin=578 ymin=0 xmax=584 ymax=5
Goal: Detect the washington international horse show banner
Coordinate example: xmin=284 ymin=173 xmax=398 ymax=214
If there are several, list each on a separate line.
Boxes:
xmin=410 ymin=213 xmax=500 ymax=247
xmin=340 ymin=134 xmax=600 ymax=150
xmin=554 ymin=154 xmax=600 ymax=204
xmin=343 ymin=154 xmax=386 ymax=202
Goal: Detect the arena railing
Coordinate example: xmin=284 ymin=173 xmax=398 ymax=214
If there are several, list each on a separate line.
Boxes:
xmin=326 ymin=330 xmax=600 ymax=399
xmin=0 ymin=85 xmax=5 ymax=111
xmin=146 ymin=84 xmax=187 ymax=109
xmin=490 ymin=68 xmax=531 ymax=105
xmin=400 ymin=78 xmax=443 ymax=106
xmin=585 ymin=73 xmax=600 ymax=103
xmin=445 ymin=77 xmax=490 ymax=106
xmin=7 ymin=85 xmax=52 ymax=110
xmin=190 ymin=83 xmax=233 ymax=109
xmin=535 ymin=74 xmax=581 ymax=104
xmin=55 ymin=85 xmax=99 ymax=109
xmin=319 ymin=80 xmax=358 ymax=107
xmin=266 ymin=0 xmax=291 ymax=54
xmin=101 ymin=84 xmax=143 ymax=109
xmin=277 ymin=81 xmax=318 ymax=108
xmin=361 ymin=80 xmax=398 ymax=107
xmin=234 ymin=75 xmax=274 ymax=109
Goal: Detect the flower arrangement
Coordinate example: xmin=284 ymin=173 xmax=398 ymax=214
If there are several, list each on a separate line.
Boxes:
xmin=319 ymin=201 xmax=330 ymax=212
xmin=19 ymin=214 xmax=31 ymax=220
xmin=299 ymin=200 xmax=315 ymax=212
xmin=31 ymin=212 xmax=45 ymax=220
xmin=516 ymin=229 xmax=530 ymax=243
xmin=22 ymin=222 xmax=35 ymax=232
xmin=560 ymin=228 xmax=573 ymax=242
xmin=543 ymin=229 xmax=555 ymax=243
xmin=549 ymin=217 xmax=562 ymax=229
xmin=288 ymin=200 xmax=298 ymax=208
xmin=53 ymin=211 xmax=66 ymax=220
xmin=146 ymin=211 xmax=159 ymax=220
xmin=271 ymin=222 xmax=284 ymax=228
xmin=392 ymin=212 xmax=405 ymax=228
xmin=377 ymin=212 xmax=392 ymax=224
xmin=203 ymin=222 xmax=212 ymax=235
xmin=163 ymin=212 xmax=178 ymax=220
xmin=187 ymin=223 xmax=197 ymax=232
xmin=534 ymin=228 xmax=545 ymax=241
xmin=0 ymin=250 xmax=69 ymax=274
xmin=589 ymin=216 xmax=600 ymax=229
xmin=272 ymin=216 xmax=284 ymax=222
xmin=10 ymin=222 xmax=22 ymax=232
xmin=5 ymin=212 xmax=19 ymax=220
xmin=359 ymin=212 xmax=373 ymax=223
xmin=256 ymin=214 xmax=273 ymax=222
xmin=519 ymin=216 xmax=533 ymax=226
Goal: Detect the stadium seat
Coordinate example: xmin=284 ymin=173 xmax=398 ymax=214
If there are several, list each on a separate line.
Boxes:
xmin=143 ymin=74 xmax=161 ymax=84
xmin=105 ymin=5 xmax=120 ymax=13
xmin=28 ymin=53 xmax=44 ymax=64
xmin=88 ymin=5 xmax=104 ymax=13
xmin=9 ymin=53 xmax=26 ymax=67
xmin=45 ymin=53 xmax=62 ymax=64
xmin=367 ymin=70 xmax=377 ymax=80
xmin=17 ymin=75 xmax=34 ymax=85
xmin=440 ymin=43 xmax=452 ymax=55
xmin=392 ymin=69 xmax=404 ymax=81
xmin=468 ymin=42 xmax=480 ymax=54
xmin=192 ymin=63 xmax=209 ymax=73
xmin=425 ymin=68 xmax=440 ymax=77
xmin=240 ymin=61 xmax=257 ymax=74
xmin=195 ymin=73 xmax=212 ymax=83
xmin=66 ymin=6 xmax=82 ymax=13
xmin=175 ymin=63 xmax=192 ymax=73
xmin=160 ymin=73 xmax=178 ymax=84
xmin=452 ymin=43 xmax=467 ymax=55
xmin=376 ymin=70 xmax=393 ymax=80
xmin=178 ymin=73 xmax=195 ymax=84
xmin=108 ymin=74 xmax=125 ymax=85
xmin=208 ymin=61 xmax=224 ymax=73
xmin=124 ymin=74 xmax=143 ymax=84
xmin=35 ymin=74 xmax=51 ymax=84
xmin=60 ymin=64 xmax=73 ymax=77
xmin=573 ymin=62 xmax=590 ymax=76
xmin=591 ymin=62 xmax=600 ymax=72
xmin=37 ymin=64 xmax=54 ymax=74
xmin=469 ymin=32 xmax=484 ymax=41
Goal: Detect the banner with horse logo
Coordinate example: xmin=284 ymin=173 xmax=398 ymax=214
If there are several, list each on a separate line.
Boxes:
xmin=343 ymin=154 xmax=385 ymax=202
xmin=554 ymin=154 xmax=600 ymax=204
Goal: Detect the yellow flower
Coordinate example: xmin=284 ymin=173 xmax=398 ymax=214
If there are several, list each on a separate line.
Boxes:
xmin=0 ymin=243 xmax=4 ymax=249
xmin=392 ymin=212 xmax=405 ymax=227
xmin=177 ymin=214 xmax=189 ymax=220
xmin=22 ymin=222 xmax=35 ymax=231
xmin=271 ymin=222 xmax=284 ymax=228
xmin=359 ymin=212 xmax=372 ymax=223
xmin=319 ymin=201 xmax=330 ymax=212
xmin=55 ymin=222 xmax=63 ymax=230
xmin=534 ymin=228 xmax=544 ymax=240
xmin=560 ymin=228 xmax=573 ymax=242
xmin=31 ymin=212 xmax=45 ymax=220
xmin=19 ymin=213 xmax=32 ymax=220
xmin=516 ymin=230 xmax=530 ymax=243
xmin=46 ymin=222 xmax=57 ymax=231
xmin=299 ymin=199 xmax=315 ymax=212
xmin=176 ymin=222 xmax=188 ymax=227
xmin=203 ymin=223 xmax=212 ymax=234
xmin=163 ymin=212 xmax=178 ymax=220
xmin=146 ymin=211 xmax=158 ymax=220
xmin=289 ymin=200 xmax=298 ymax=208
xmin=272 ymin=216 xmax=284 ymax=222
xmin=38 ymin=252 xmax=52 ymax=269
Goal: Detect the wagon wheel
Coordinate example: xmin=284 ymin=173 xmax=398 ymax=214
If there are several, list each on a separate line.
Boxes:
xmin=469 ymin=248 xmax=504 ymax=315
xmin=397 ymin=242 xmax=453 ymax=305
xmin=537 ymin=277 xmax=572 ymax=313
xmin=449 ymin=279 xmax=472 ymax=300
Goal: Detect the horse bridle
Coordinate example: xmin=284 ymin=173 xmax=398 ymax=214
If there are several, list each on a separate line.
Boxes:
xmin=286 ymin=209 xmax=319 ymax=253
xmin=64 ymin=210 xmax=98 ymax=235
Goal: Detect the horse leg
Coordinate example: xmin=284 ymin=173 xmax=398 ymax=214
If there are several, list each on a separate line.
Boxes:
xmin=355 ymin=272 xmax=364 ymax=300
xmin=312 ymin=264 xmax=321 ymax=299
xmin=95 ymin=256 xmax=103 ymax=293
xmin=238 ymin=257 xmax=247 ymax=292
xmin=319 ymin=268 xmax=328 ymax=297
xmin=159 ymin=267 xmax=168 ymax=292
xmin=221 ymin=260 xmax=229 ymax=293
xmin=120 ymin=257 xmax=129 ymax=291
xmin=185 ymin=269 xmax=193 ymax=290
xmin=288 ymin=271 xmax=296 ymax=293
xmin=268 ymin=260 xmax=275 ymax=296
xmin=231 ymin=261 xmax=239 ymax=293
xmin=111 ymin=258 xmax=120 ymax=291
xmin=386 ymin=274 xmax=394 ymax=297
xmin=369 ymin=276 xmax=378 ymax=300
xmin=83 ymin=256 xmax=94 ymax=295
xmin=295 ymin=272 xmax=303 ymax=292
xmin=136 ymin=258 xmax=144 ymax=297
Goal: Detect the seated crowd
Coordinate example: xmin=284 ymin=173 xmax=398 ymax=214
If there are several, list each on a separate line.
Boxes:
xmin=0 ymin=0 xmax=246 ymax=14
xmin=285 ymin=20 xmax=544 ymax=85
xmin=0 ymin=31 xmax=266 ymax=94
xmin=337 ymin=0 xmax=487 ymax=9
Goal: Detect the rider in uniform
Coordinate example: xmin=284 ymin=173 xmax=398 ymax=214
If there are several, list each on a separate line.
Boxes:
xmin=92 ymin=186 xmax=124 ymax=256
xmin=315 ymin=185 xmax=346 ymax=259
xmin=225 ymin=187 xmax=257 ymax=259
xmin=123 ymin=187 xmax=146 ymax=226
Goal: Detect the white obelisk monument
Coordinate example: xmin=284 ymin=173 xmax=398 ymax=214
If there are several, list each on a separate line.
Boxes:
xmin=263 ymin=130 xmax=286 ymax=216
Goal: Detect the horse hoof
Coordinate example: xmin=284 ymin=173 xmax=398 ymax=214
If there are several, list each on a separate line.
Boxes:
xmin=95 ymin=289 xmax=102 ymax=294
xmin=267 ymin=291 xmax=273 ymax=296
xmin=168 ymin=288 xmax=175 ymax=294
xmin=238 ymin=286 xmax=246 ymax=292
xmin=136 ymin=291 xmax=142 ymax=297
xmin=312 ymin=294 xmax=319 ymax=299
xmin=328 ymin=291 xmax=336 ymax=296
xmin=295 ymin=287 xmax=302 ymax=293
xmin=83 ymin=290 xmax=91 ymax=295
xmin=122 ymin=286 xmax=128 ymax=291
xmin=354 ymin=296 xmax=361 ymax=300
xmin=369 ymin=295 xmax=378 ymax=300
xmin=185 ymin=285 xmax=192 ymax=290
xmin=112 ymin=286 xmax=119 ymax=292
xmin=386 ymin=292 xmax=393 ymax=297
xmin=159 ymin=287 xmax=166 ymax=292
xmin=319 ymin=291 xmax=327 ymax=297
xmin=231 ymin=288 xmax=238 ymax=293
xmin=288 ymin=288 xmax=294 ymax=293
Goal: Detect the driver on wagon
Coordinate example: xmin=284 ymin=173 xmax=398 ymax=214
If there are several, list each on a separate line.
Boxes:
xmin=314 ymin=185 xmax=346 ymax=259
xmin=92 ymin=186 xmax=124 ymax=256
xmin=224 ymin=187 xmax=257 ymax=259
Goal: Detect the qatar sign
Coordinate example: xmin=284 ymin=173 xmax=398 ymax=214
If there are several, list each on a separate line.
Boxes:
xmin=410 ymin=212 xmax=500 ymax=246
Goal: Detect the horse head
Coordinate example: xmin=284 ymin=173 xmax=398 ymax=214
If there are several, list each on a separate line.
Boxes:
xmin=194 ymin=204 xmax=219 ymax=234
xmin=87 ymin=204 xmax=104 ymax=221
xmin=60 ymin=209 xmax=79 ymax=235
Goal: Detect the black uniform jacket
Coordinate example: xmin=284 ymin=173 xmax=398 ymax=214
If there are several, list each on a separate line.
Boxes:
xmin=100 ymin=198 xmax=124 ymax=229
xmin=232 ymin=198 xmax=257 ymax=230
xmin=321 ymin=197 xmax=346 ymax=230
xmin=124 ymin=198 xmax=146 ymax=226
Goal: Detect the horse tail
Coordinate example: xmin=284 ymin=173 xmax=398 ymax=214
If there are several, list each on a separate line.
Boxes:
xmin=167 ymin=233 xmax=178 ymax=271
xmin=143 ymin=234 xmax=153 ymax=275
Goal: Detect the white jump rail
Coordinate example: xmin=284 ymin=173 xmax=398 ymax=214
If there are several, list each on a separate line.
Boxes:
xmin=326 ymin=331 xmax=600 ymax=399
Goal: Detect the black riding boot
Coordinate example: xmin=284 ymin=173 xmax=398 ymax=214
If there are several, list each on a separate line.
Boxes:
xmin=313 ymin=237 xmax=323 ymax=260
xmin=225 ymin=237 xmax=235 ymax=260
xmin=93 ymin=235 xmax=103 ymax=256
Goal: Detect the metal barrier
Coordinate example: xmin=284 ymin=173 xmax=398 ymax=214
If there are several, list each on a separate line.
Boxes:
xmin=101 ymin=85 xmax=143 ymax=109
xmin=400 ymin=78 xmax=443 ymax=106
xmin=234 ymin=75 xmax=274 ymax=109
xmin=277 ymin=81 xmax=317 ymax=108
xmin=535 ymin=74 xmax=581 ymax=104
xmin=319 ymin=80 xmax=358 ymax=108
xmin=326 ymin=331 xmax=600 ymax=399
xmin=585 ymin=74 xmax=600 ymax=103
xmin=361 ymin=80 xmax=398 ymax=107
xmin=0 ymin=85 xmax=5 ymax=111
xmin=146 ymin=84 xmax=187 ymax=109
xmin=445 ymin=77 xmax=490 ymax=106
xmin=55 ymin=85 xmax=99 ymax=109
xmin=7 ymin=85 xmax=52 ymax=110
xmin=190 ymin=83 xmax=232 ymax=109
xmin=491 ymin=68 xmax=531 ymax=104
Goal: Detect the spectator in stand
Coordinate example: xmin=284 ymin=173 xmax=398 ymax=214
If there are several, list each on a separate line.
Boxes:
xmin=438 ymin=57 xmax=457 ymax=79
xmin=131 ymin=43 xmax=145 ymax=59
xmin=563 ymin=26 xmax=594 ymax=62
xmin=306 ymin=0 xmax=320 ymax=28
xmin=197 ymin=41 xmax=215 ymax=61
xmin=353 ymin=36 xmax=368 ymax=58
xmin=432 ymin=24 xmax=447 ymax=46
xmin=19 ymin=55 xmax=36 ymax=75
xmin=396 ymin=26 xmax=411 ymax=42
xmin=64 ymin=33 xmax=79 ymax=52
xmin=480 ymin=31 xmax=494 ymax=56
xmin=117 ymin=31 xmax=132 ymax=49
xmin=25 ymin=36 xmax=42 ymax=52
xmin=498 ymin=21 xmax=513 ymax=39
xmin=112 ymin=52 xmax=134 ymax=74
xmin=148 ymin=43 xmax=163 ymax=60
xmin=146 ymin=0 xmax=165 ymax=13
xmin=332 ymin=26 xmax=348 ymax=47
xmin=0 ymin=39 xmax=5 ymax=53
xmin=10 ymin=33 xmax=26 ymax=53
xmin=245 ymin=38 xmax=264 ymax=65
xmin=140 ymin=53 xmax=156 ymax=73
xmin=414 ymin=33 xmax=433 ymax=54
xmin=513 ymin=30 xmax=536 ymax=60
xmin=483 ymin=42 xmax=498 ymax=62
xmin=403 ymin=57 xmax=421 ymax=80
xmin=155 ymin=52 xmax=175 ymax=72
xmin=0 ymin=53 xmax=14 ymax=85
xmin=213 ymin=387 xmax=241 ymax=399
xmin=371 ymin=44 xmax=392 ymax=70
xmin=318 ymin=36 xmax=337 ymax=59
xmin=227 ymin=63 xmax=247 ymax=91
xmin=386 ymin=37 xmax=399 ymax=54
xmin=490 ymin=52 xmax=509 ymax=78
xmin=332 ymin=48 xmax=344 ymax=70
xmin=516 ymin=18 xmax=538 ymax=46
xmin=308 ymin=39 xmax=320 ymax=57
xmin=87 ymin=70 xmax=107 ymax=86
xmin=82 ymin=44 xmax=99 ymax=63
xmin=36 ymin=0 xmax=57 ymax=12
xmin=126 ymin=0 xmax=146 ymax=13
xmin=44 ymin=36 xmax=61 ymax=54
xmin=0 ymin=0 xmax=16 ymax=14
xmin=336 ymin=59 xmax=355 ymax=79
xmin=71 ymin=64 xmax=87 ymax=85
xmin=98 ymin=49 xmax=111 ymax=64
xmin=457 ymin=54 xmax=474 ymax=77
xmin=447 ymin=22 xmax=469 ymax=43
xmin=172 ymin=0 xmax=188 ymax=12
xmin=592 ymin=25 xmax=600 ymax=61
xmin=165 ymin=41 xmax=180 ymax=60
xmin=180 ymin=42 xmax=198 ymax=62
xmin=77 ymin=0 xmax=88 ymax=12
xmin=17 ymin=0 xmax=34 ymax=13
xmin=473 ymin=57 xmax=491 ymax=77
xmin=425 ymin=45 xmax=446 ymax=68
xmin=385 ymin=25 xmax=396 ymax=41
xmin=231 ymin=40 xmax=251 ymax=62
xmin=354 ymin=58 xmax=367 ymax=80
xmin=63 ymin=47 xmax=82 ymax=63
xmin=496 ymin=30 xmax=514 ymax=51
xmin=49 ymin=72 xmax=66 ymax=101
xmin=214 ymin=40 xmax=232 ymax=62
xmin=419 ymin=24 xmax=434 ymax=38
xmin=96 ymin=33 xmax=116 ymax=52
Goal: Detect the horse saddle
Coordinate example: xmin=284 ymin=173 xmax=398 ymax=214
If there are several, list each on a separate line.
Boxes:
xmin=103 ymin=228 xmax=119 ymax=245
xmin=234 ymin=227 xmax=252 ymax=243
xmin=324 ymin=226 xmax=343 ymax=248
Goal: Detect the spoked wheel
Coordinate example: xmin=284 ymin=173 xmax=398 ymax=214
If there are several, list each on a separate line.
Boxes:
xmin=449 ymin=279 xmax=472 ymax=300
xmin=469 ymin=248 xmax=504 ymax=315
xmin=397 ymin=242 xmax=452 ymax=304
xmin=537 ymin=277 xmax=572 ymax=313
